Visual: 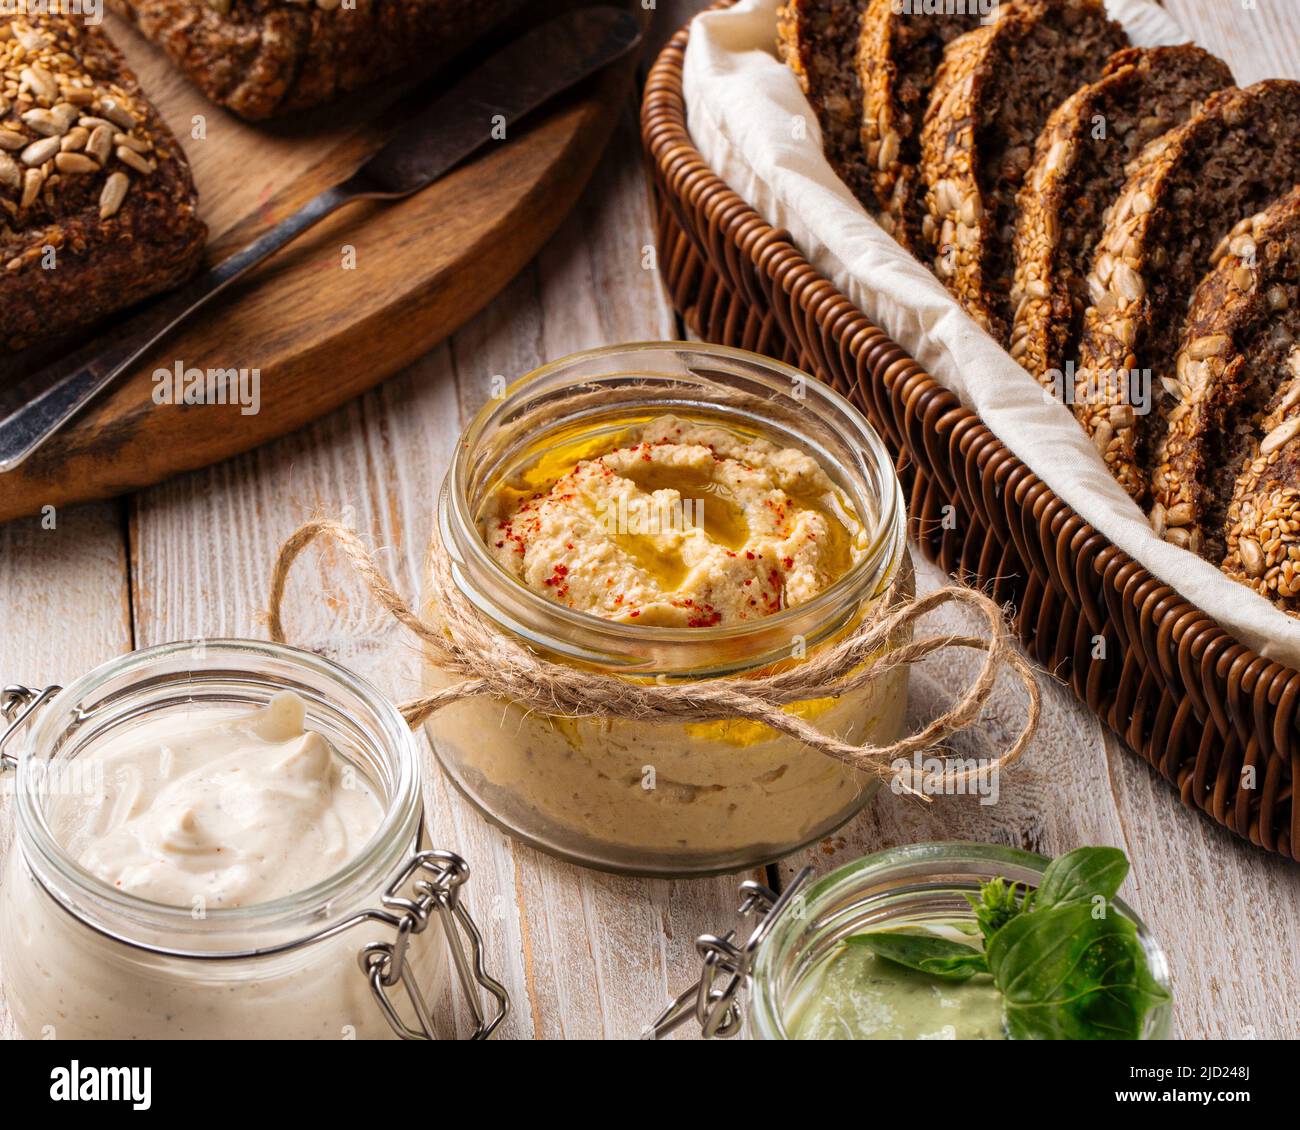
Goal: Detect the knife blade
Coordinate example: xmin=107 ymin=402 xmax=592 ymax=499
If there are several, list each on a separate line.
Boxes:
xmin=0 ymin=5 xmax=643 ymax=473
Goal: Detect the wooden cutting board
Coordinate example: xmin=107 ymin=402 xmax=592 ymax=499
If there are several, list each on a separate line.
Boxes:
xmin=0 ymin=5 xmax=642 ymax=523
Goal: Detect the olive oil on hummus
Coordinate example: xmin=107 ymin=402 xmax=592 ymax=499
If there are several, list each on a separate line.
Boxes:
xmin=479 ymin=415 xmax=867 ymax=627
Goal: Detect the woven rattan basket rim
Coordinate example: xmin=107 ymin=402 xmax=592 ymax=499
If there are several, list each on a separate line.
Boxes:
xmin=641 ymin=4 xmax=1298 ymax=859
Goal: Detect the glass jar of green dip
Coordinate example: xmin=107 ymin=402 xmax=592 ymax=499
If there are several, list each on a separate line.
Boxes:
xmin=646 ymin=841 xmax=1173 ymax=1040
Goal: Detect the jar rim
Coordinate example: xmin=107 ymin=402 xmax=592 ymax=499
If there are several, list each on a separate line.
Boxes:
xmin=443 ymin=341 xmax=906 ymax=660
xmin=14 ymin=639 xmax=423 ymax=939
xmin=748 ymin=841 xmax=1173 ymax=1040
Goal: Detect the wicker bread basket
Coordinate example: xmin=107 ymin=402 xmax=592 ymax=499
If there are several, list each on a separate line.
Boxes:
xmin=641 ymin=9 xmax=1298 ymax=862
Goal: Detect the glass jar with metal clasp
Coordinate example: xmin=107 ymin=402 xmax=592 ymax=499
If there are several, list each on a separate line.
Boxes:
xmin=0 ymin=639 xmax=508 ymax=1041
xmin=647 ymin=842 xmax=1174 ymax=1040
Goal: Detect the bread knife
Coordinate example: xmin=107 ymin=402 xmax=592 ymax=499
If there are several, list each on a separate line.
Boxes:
xmin=0 ymin=5 xmax=643 ymax=474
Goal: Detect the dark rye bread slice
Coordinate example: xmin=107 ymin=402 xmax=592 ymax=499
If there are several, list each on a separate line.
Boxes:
xmin=1222 ymin=350 xmax=1300 ymax=612
xmin=919 ymin=0 xmax=1128 ymax=343
xmin=1074 ymin=80 xmax=1300 ymax=505
xmin=857 ymin=0 xmax=986 ymax=252
xmin=0 ymin=12 xmax=205 ymax=351
xmin=1010 ymin=45 xmax=1233 ymax=385
xmin=1150 ymin=188 xmax=1300 ymax=561
xmin=777 ymin=0 xmax=873 ymax=204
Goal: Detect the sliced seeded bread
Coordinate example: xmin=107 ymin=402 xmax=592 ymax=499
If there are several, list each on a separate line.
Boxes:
xmin=778 ymin=0 xmax=873 ymax=204
xmin=1073 ymin=80 xmax=1300 ymax=504
xmin=0 ymin=11 xmax=205 ymax=351
xmin=109 ymin=0 xmax=527 ymax=120
xmin=1010 ymin=45 xmax=1233 ymax=386
xmin=857 ymin=0 xmax=986 ymax=252
xmin=918 ymin=0 xmax=1127 ymax=342
xmin=1222 ymin=351 xmax=1300 ymax=612
xmin=1149 ymin=189 xmax=1300 ymax=561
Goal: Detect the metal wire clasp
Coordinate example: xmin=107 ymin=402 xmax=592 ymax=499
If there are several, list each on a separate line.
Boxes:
xmin=359 ymin=849 xmax=509 ymax=1040
xmin=0 ymin=684 xmax=60 ymax=773
xmin=644 ymin=866 xmax=814 ymax=1040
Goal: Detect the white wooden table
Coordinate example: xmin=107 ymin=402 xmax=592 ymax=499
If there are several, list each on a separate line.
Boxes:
xmin=2 ymin=0 xmax=1297 ymax=1041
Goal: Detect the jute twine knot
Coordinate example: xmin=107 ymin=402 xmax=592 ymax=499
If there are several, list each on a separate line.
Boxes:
xmin=267 ymin=519 xmax=1040 ymax=798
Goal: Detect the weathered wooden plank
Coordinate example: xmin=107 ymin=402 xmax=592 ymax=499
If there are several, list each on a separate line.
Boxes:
xmin=0 ymin=504 xmax=132 ymax=1038
xmin=1100 ymin=729 xmax=1300 ymax=1040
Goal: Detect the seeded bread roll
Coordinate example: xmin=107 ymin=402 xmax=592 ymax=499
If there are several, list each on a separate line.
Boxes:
xmin=1010 ymin=45 xmax=1233 ymax=386
xmin=919 ymin=0 xmax=1127 ymax=343
xmin=0 ymin=12 xmax=204 ymax=351
xmin=108 ymin=0 xmax=528 ymax=120
xmin=1222 ymin=349 xmax=1300 ymax=612
xmin=1149 ymin=189 xmax=1300 ymax=561
xmin=1074 ymin=80 xmax=1300 ymax=504
xmin=777 ymin=0 xmax=873 ymax=205
xmin=856 ymin=0 xmax=986 ymax=252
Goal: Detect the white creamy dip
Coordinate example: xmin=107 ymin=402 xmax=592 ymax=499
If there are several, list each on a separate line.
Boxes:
xmin=1 ymin=692 xmax=442 ymax=1040
xmin=51 ymin=692 xmax=383 ymax=909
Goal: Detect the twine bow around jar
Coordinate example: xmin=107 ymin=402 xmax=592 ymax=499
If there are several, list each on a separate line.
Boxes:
xmin=266 ymin=519 xmax=1041 ymax=797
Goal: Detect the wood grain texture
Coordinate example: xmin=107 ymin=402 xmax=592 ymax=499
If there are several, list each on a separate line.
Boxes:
xmin=0 ymin=8 xmax=640 ymax=524
xmin=0 ymin=503 xmax=133 ymax=1039
xmin=2 ymin=0 xmax=1299 ymax=1043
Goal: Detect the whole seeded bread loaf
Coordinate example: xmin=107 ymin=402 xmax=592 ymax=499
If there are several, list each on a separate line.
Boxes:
xmin=1150 ymin=188 xmax=1300 ymax=561
xmin=918 ymin=0 xmax=1127 ymax=343
xmin=1010 ymin=45 xmax=1233 ymax=386
xmin=108 ymin=0 xmax=528 ymax=120
xmin=1221 ymin=347 xmax=1300 ymax=612
xmin=1073 ymin=80 xmax=1300 ymax=505
xmin=0 ymin=12 xmax=204 ymax=351
xmin=777 ymin=0 xmax=873 ymax=205
xmin=856 ymin=0 xmax=986 ymax=252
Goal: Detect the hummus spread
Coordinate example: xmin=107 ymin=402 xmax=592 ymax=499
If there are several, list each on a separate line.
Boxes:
xmin=427 ymin=411 xmax=910 ymax=872
xmin=481 ymin=416 xmax=865 ymax=626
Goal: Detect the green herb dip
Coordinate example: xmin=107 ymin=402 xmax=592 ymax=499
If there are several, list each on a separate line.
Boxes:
xmin=789 ymin=929 xmax=1007 ymax=1040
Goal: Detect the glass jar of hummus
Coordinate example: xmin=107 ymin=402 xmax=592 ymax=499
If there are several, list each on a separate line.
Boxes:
xmin=649 ymin=842 xmax=1174 ymax=1040
xmin=425 ymin=342 xmax=912 ymax=876
xmin=0 ymin=640 xmax=507 ymax=1041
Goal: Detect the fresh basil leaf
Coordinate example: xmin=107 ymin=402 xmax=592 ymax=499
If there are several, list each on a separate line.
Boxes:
xmin=846 ymin=931 xmax=989 ymax=981
xmin=986 ymin=900 xmax=1171 ymax=1040
xmin=1034 ymin=846 xmax=1130 ymax=908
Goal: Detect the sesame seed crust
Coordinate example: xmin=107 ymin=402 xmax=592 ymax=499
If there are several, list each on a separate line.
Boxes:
xmin=777 ymin=0 xmax=874 ymax=207
xmin=108 ymin=0 xmax=529 ymax=121
xmin=0 ymin=10 xmax=204 ymax=351
xmin=856 ymin=0 xmax=984 ymax=254
xmin=1009 ymin=45 xmax=1232 ymax=387
xmin=1074 ymin=80 xmax=1300 ymax=507
xmin=1149 ymin=187 xmax=1300 ymax=563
